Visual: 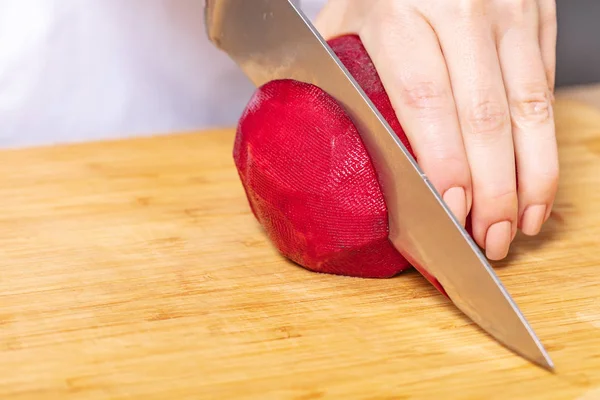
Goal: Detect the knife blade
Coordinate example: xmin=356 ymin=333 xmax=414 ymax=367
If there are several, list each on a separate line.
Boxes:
xmin=205 ymin=0 xmax=553 ymax=370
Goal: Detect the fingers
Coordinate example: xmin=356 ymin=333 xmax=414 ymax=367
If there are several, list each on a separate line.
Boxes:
xmin=430 ymin=4 xmax=518 ymax=260
xmin=315 ymin=0 xmax=556 ymax=261
xmin=495 ymin=0 xmax=559 ymax=236
xmin=537 ymin=0 xmax=558 ymax=92
xmin=357 ymin=8 xmax=472 ymax=225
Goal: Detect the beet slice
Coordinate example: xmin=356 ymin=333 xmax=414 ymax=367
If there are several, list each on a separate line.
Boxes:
xmin=233 ymin=34 xmax=446 ymax=289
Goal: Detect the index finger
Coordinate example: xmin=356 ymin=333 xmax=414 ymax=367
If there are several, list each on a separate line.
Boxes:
xmin=317 ymin=3 xmax=473 ymax=226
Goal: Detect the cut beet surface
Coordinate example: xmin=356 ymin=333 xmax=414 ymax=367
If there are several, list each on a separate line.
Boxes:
xmin=233 ymin=34 xmax=447 ymax=294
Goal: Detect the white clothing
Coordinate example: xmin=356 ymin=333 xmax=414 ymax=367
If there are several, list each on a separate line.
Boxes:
xmin=0 ymin=0 xmax=325 ymax=148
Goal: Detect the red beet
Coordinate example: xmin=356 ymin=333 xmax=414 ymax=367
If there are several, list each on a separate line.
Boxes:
xmin=234 ymin=34 xmax=443 ymax=287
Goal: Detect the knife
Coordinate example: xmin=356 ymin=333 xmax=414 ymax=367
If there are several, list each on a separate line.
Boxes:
xmin=205 ymin=0 xmax=553 ymax=370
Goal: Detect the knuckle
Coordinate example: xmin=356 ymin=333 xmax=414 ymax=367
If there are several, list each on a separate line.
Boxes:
xmin=475 ymin=185 xmax=518 ymax=223
xmin=366 ymin=4 xmax=409 ymax=46
xmin=503 ymin=0 xmax=534 ymax=13
xmin=455 ymin=0 xmax=486 ymax=18
xmin=497 ymin=0 xmax=536 ymax=23
xmin=370 ymin=0 xmax=408 ymax=27
xmin=498 ymin=0 xmax=538 ymax=25
xmin=479 ymin=186 xmax=519 ymax=221
xmin=511 ymin=88 xmax=553 ymax=125
xmin=400 ymin=81 xmax=448 ymax=111
xmin=488 ymin=187 xmax=518 ymax=204
xmin=465 ymin=100 xmax=510 ymax=136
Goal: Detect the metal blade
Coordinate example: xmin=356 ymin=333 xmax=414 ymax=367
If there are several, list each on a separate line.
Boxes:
xmin=205 ymin=0 xmax=553 ymax=370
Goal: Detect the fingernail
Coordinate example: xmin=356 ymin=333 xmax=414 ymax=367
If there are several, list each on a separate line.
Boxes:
xmin=521 ymin=204 xmax=547 ymax=236
xmin=443 ymin=187 xmax=467 ymax=225
xmin=485 ymin=221 xmax=512 ymax=260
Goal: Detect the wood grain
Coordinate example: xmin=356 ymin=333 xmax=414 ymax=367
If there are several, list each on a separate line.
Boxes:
xmin=0 ymin=92 xmax=599 ymax=399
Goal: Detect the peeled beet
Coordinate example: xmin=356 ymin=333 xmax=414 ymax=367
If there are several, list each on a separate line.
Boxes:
xmin=233 ymin=34 xmax=431 ymax=281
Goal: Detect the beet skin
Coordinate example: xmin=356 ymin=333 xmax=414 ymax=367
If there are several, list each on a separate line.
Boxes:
xmin=233 ymin=34 xmax=441 ymax=285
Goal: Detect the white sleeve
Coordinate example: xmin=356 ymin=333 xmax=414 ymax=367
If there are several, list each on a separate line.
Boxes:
xmin=0 ymin=0 xmax=328 ymax=148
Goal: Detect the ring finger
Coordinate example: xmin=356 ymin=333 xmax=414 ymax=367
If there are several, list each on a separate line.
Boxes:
xmin=495 ymin=0 xmax=559 ymax=236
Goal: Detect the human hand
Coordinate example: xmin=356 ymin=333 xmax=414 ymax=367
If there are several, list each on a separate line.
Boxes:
xmin=314 ymin=0 xmax=559 ymax=260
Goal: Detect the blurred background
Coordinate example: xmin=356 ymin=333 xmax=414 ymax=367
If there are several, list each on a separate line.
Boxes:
xmin=0 ymin=0 xmax=597 ymax=147
xmin=555 ymin=0 xmax=600 ymax=87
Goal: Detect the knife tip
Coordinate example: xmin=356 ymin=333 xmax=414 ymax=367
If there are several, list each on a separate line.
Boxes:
xmin=535 ymin=348 xmax=555 ymax=372
xmin=514 ymin=330 xmax=555 ymax=372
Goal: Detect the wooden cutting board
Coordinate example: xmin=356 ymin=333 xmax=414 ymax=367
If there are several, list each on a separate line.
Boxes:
xmin=1 ymin=89 xmax=599 ymax=399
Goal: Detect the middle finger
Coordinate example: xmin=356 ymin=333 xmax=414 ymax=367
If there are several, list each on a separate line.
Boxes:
xmin=428 ymin=3 xmax=518 ymax=260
